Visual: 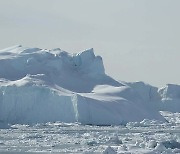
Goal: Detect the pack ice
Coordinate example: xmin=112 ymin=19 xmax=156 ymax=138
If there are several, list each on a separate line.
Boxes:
xmin=0 ymin=45 xmax=179 ymax=125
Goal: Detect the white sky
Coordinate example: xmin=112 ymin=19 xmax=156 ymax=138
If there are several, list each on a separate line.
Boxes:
xmin=0 ymin=0 xmax=180 ymax=87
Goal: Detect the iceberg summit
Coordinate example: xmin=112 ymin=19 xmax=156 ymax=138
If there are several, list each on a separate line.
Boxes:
xmin=0 ymin=45 xmax=180 ymax=125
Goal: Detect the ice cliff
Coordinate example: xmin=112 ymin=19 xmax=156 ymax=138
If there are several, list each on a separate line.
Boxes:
xmin=0 ymin=45 xmax=179 ymax=125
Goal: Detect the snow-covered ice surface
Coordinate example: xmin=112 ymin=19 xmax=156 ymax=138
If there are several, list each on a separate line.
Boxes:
xmin=0 ymin=113 xmax=180 ymax=153
xmin=0 ymin=45 xmax=180 ymax=153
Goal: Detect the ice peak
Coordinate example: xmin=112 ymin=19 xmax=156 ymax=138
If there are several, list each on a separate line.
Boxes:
xmin=72 ymin=48 xmax=104 ymax=74
xmin=78 ymin=48 xmax=94 ymax=54
xmin=77 ymin=48 xmax=95 ymax=60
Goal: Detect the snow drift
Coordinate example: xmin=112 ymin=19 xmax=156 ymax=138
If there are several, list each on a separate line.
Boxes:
xmin=0 ymin=45 xmax=179 ymax=125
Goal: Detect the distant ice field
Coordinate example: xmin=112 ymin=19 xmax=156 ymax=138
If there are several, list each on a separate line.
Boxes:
xmin=0 ymin=112 xmax=180 ymax=153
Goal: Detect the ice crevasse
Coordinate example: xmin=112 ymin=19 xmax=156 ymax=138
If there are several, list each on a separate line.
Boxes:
xmin=0 ymin=45 xmax=179 ymax=125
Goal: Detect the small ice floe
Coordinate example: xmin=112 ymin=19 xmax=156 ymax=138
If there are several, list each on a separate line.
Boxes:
xmin=153 ymin=140 xmax=180 ymax=153
xmin=108 ymin=135 xmax=123 ymax=145
xmin=118 ymin=144 xmax=128 ymax=151
xmin=147 ymin=140 xmax=157 ymax=149
xmin=161 ymin=140 xmax=180 ymax=149
xmin=154 ymin=142 xmax=167 ymax=152
xmin=103 ymin=146 xmax=117 ymax=154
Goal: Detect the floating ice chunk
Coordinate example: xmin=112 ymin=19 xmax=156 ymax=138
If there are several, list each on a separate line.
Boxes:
xmin=155 ymin=142 xmax=167 ymax=152
xmin=148 ymin=140 xmax=157 ymax=148
xmin=161 ymin=140 xmax=180 ymax=149
xmin=108 ymin=135 xmax=122 ymax=145
xmin=103 ymin=146 xmax=117 ymax=154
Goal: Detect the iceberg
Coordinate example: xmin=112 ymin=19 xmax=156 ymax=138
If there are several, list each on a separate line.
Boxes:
xmin=0 ymin=45 xmax=179 ymax=125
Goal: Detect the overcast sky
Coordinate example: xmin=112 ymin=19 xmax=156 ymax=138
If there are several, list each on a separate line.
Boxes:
xmin=0 ymin=0 xmax=180 ymax=87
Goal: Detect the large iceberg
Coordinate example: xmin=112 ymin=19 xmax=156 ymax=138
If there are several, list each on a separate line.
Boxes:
xmin=0 ymin=45 xmax=179 ymax=125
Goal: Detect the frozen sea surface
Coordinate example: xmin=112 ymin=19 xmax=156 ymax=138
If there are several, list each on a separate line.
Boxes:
xmin=0 ymin=112 xmax=180 ymax=154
